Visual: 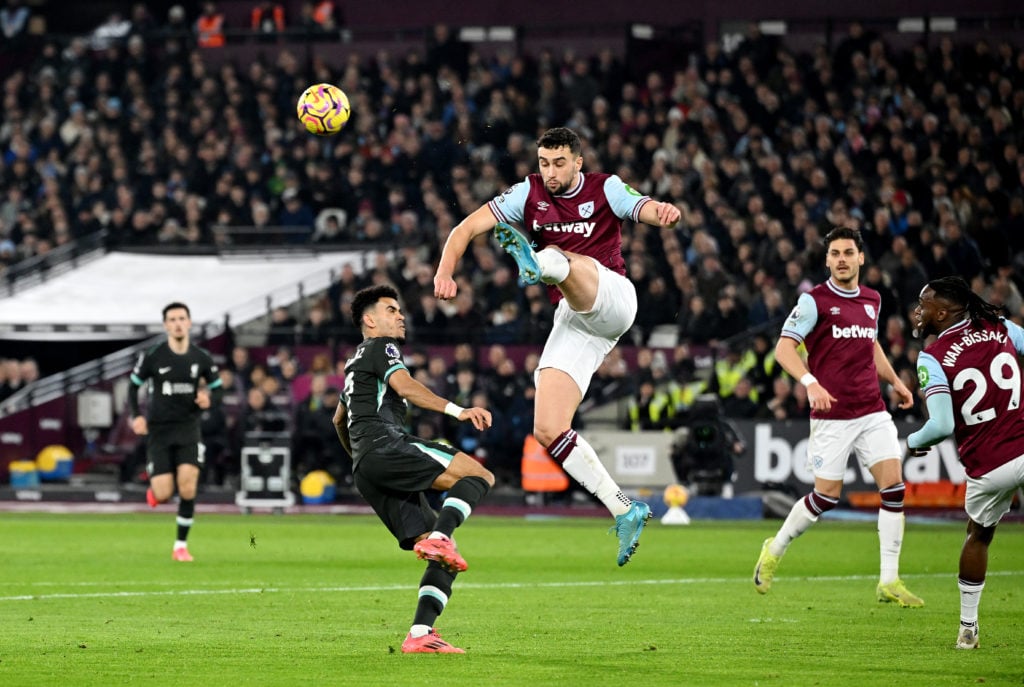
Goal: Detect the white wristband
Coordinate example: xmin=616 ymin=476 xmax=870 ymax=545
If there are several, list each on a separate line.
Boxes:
xmin=444 ymin=402 xmax=464 ymax=418
xmin=800 ymin=373 xmax=818 ymax=387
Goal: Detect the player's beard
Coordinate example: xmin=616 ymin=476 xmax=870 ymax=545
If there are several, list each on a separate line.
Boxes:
xmin=547 ymin=171 xmax=577 ymax=196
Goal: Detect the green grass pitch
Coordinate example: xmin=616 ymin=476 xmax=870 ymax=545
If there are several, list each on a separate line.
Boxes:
xmin=0 ymin=512 xmax=1022 ymax=686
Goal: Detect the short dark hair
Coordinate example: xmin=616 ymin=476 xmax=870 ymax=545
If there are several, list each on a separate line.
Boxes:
xmin=163 ymin=302 xmax=190 ymax=320
xmin=537 ymin=127 xmax=582 ymax=157
xmin=351 ymin=284 xmax=399 ymax=330
xmin=823 ymin=226 xmax=863 ymax=252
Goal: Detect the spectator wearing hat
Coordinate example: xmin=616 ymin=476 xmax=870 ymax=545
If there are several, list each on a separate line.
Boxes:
xmin=278 ymin=188 xmax=314 ymax=242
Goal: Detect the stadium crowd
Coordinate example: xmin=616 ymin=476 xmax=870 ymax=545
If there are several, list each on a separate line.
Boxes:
xmin=2 ymin=5 xmax=1024 ymax=487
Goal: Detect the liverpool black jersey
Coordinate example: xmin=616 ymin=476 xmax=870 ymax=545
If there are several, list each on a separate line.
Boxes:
xmin=340 ymin=337 xmax=410 ymax=455
xmin=130 ymin=342 xmax=221 ymax=426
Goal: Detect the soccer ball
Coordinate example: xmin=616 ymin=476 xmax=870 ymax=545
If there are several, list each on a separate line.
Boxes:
xmin=299 ymin=470 xmax=337 ymax=504
xmin=296 ymin=83 xmax=350 ymax=136
xmin=663 ymin=483 xmax=690 ymax=508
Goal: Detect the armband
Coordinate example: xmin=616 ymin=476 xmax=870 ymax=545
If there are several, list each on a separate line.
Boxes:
xmin=799 ymin=373 xmax=818 ymax=387
xmin=444 ymin=402 xmax=465 ymax=418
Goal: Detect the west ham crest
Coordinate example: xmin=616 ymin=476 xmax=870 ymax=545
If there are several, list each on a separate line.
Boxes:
xmin=864 ymin=304 xmax=876 ymax=320
xmin=578 ymin=201 xmax=594 ymax=218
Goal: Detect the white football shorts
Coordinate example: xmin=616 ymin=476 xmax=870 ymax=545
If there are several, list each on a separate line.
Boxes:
xmin=964 ymin=453 xmax=1024 ymax=528
xmin=536 ymin=259 xmax=637 ymax=397
xmin=807 ymin=410 xmax=901 ymax=481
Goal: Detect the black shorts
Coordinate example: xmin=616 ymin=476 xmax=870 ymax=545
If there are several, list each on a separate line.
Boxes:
xmin=353 ymin=433 xmax=459 ymax=550
xmin=146 ymin=423 xmax=204 ymax=477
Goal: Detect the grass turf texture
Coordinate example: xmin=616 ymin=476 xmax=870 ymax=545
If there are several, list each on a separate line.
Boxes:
xmin=0 ymin=513 xmax=1022 ymax=686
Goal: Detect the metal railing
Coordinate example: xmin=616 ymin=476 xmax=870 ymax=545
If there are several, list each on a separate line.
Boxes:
xmin=0 ymin=337 xmax=157 ymax=417
xmin=1 ymin=231 xmax=109 ymax=299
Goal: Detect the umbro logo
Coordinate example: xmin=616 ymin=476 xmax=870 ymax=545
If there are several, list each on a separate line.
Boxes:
xmin=830 ymin=307 xmax=840 ymax=315
xmin=536 ymin=201 xmax=549 ymax=212
xmin=158 ymin=366 xmax=172 ymax=374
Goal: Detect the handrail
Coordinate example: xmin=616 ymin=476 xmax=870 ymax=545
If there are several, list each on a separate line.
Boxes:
xmin=1 ymin=231 xmax=110 ymax=299
xmin=0 ymin=336 xmax=160 ymax=417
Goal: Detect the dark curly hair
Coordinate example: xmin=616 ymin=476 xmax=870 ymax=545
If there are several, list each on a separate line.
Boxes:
xmin=351 ymin=284 xmax=400 ymax=330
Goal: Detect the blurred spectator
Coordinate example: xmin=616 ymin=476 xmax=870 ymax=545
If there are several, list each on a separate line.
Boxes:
xmin=312 ymin=209 xmax=347 ymax=243
xmin=722 ymin=377 xmax=759 ymax=418
xmin=196 ymin=2 xmax=225 ymax=48
xmin=679 ymin=295 xmax=717 ymax=345
xmin=266 ymin=306 xmax=298 ymax=346
xmin=409 ymin=293 xmax=449 ymax=345
xmin=229 ymin=346 xmax=255 ymax=384
xmin=484 ymin=301 xmax=524 ymax=344
xmin=200 ymin=400 xmax=231 ymax=485
xmin=292 ymin=374 xmax=350 ymax=484
xmin=625 ymin=379 xmax=672 ymax=431
xmin=300 ymin=1 xmax=338 ymax=33
xmin=279 ymin=188 xmax=315 ymax=239
xmin=251 ymin=2 xmax=285 ymax=43
xmin=299 ymin=302 xmax=333 ymax=345
xmin=445 ymin=292 xmax=484 ymax=343
xmin=635 ymin=276 xmax=679 ymax=344
xmin=18 ymin=358 xmax=38 ymax=386
xmin=240 ymin=387 xmax=288 ymax=435
xmin=89 ymin=12 xmax=132 ymax=50
xmin=1 ymin=358 xmax=24 ymax=399
xmin=165 ymin=5 xmax=189 ymax=38
xmin=861 ymin=264 xmax=901 ymax=325
xmin=426 ymin=23 xmax=468 ymax=79
xmin=0 ymin=0 xmax=29 ymax=47
xmin=940 ymin=218 xmax=984 ymax=281
xmin=760 ymin=375 xmax=798 ymax=420
xmin=747 ymin=284 xmax=787 ymax=328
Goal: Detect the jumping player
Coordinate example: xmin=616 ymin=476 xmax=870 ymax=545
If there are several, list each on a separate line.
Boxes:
xmin=433 ymin=127 xmax=681 ymax=566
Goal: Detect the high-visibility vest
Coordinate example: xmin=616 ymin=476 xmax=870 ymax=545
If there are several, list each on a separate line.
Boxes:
xmin=626 ymin=390 xmax=673 ymax=431
xmin=313 ymin=1 xmax=334 ymax=25
xmin=251 ymin=5 xmax=285 ymax=32
xmin=520 ymin=434 xmax=569 ymax=493
xmin=714 ymin=350 xmax=756 ymax=398
xmin=197 ymin=14 xmax=225 ymax=47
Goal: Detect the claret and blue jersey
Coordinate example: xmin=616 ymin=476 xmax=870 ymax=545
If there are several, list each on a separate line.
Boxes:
xmin=487 ymin=171 xmax=651 ymax=287
xmin=911 ymin=317 xmax=1024 ymax=478
xmin=780 ymin=280 xmax=884 ymax=420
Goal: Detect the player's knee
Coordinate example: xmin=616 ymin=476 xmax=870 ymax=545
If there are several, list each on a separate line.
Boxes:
xmin=804 ymin=490 xmax=839 ymax=516
xmin=878 ymin=481 xmax=905 ymax=511
xmin=967 ymin=519 xmax=996 ymax=545
xmin=476 ymin=467 xmax=496 ymax=489
xmin=532 ymin=422 xmax=565 ymax=448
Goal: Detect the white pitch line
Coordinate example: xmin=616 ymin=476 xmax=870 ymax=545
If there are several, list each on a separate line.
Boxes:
xmin=1 ymin=570 xmax=1021 ymax=603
